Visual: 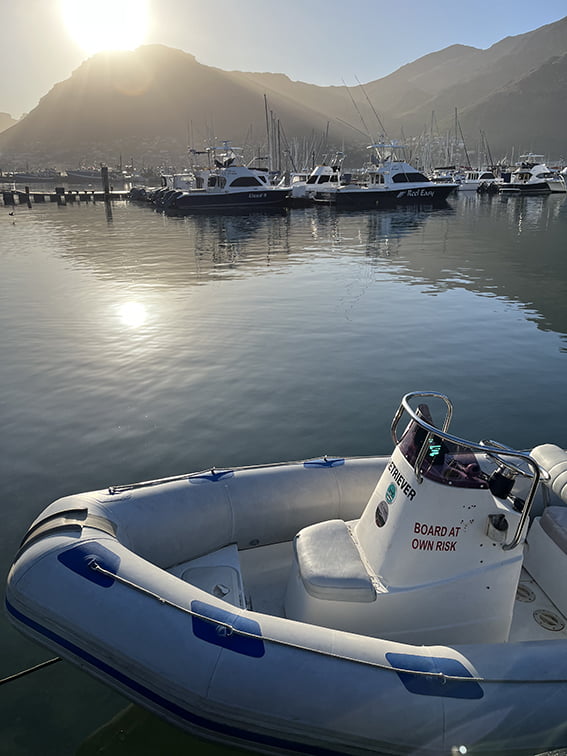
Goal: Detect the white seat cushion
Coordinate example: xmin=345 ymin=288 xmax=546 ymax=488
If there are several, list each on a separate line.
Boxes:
xmin=294 ymin=519 xmax=375 ymax=602
xmin=540 ymin=506 xmax=567 ymax=555
xmin=531 ymin=444 xmax=567 ymax=502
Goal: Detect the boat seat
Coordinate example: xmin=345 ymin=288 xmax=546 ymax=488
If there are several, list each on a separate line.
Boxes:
xmin=531 ymin=444 xmax=567 ymax=503
xmin=293 ymin=519 xmax=375 ymax=603
xmin=525 ymin=445 xmax=567 ymax=612
xmin=525 ymin=507 xmax=567 ymax=615
xmin=524 ymin=445 xmax=567 ymax=612
xmin=540 ymin=507 xmax=567 ymax=556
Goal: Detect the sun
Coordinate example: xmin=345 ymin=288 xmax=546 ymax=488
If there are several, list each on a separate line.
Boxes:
xmin=60 ymin=0 xmax=149 ymax=55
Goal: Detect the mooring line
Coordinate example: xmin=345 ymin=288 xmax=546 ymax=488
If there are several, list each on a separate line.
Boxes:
xmin=0 ymin=656 xmax=61 ymax=686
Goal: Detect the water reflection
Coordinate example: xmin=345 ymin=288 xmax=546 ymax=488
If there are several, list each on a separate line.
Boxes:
xmin=117 ymin=301 xmax=147 ymax=328
xmin=186 ymin=210 xmax=292 ymax=272
xmin=365 ymin=206 xmax=449 ymax=259
xmin=498 ymin=193 xmax=567 ymax=235
xmin=51 ymin=207 xmax=294 ymax=285
xmin=311 ymin=205 xmax=437 ymax=248
xmin=47 ymin=204 xmax=451 ymax=287
xmin=11 ymin=196 xmax=567 ymax=340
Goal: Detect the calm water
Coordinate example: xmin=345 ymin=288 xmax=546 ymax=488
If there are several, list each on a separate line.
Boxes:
xmin=1 ymin=191 xmax=567 ymax=755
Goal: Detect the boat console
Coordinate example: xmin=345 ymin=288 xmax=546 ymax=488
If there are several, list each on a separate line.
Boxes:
xmin=285 ymin=391 xmax=542 ymax=644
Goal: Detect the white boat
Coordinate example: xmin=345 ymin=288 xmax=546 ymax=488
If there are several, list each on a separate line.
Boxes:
xmin=314 ymin=144 xmax=458 ymax=208
xmin=500 ymin=154 xmax=566 ymax=195
xmin=430 ymin=166 xmax=460 ymax=184
xmin=160 ymin=171 xmax=199 ymax=192
xmin=152 ymin=144 xmax=290 ymax=212
xmin=288 ymin=154 xmax=345 ymax=206
xmin=65 ymin=168 xmax=123 ymax=185
xmin=2 ymin=169 xmax=62 ymax=184
xmin=457 ymin=169 xmax=500 ymax=192
xmin=7 ymin=391 xmax=567 ymax=755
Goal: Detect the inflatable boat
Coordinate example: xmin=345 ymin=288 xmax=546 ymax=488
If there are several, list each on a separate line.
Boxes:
xmin=6 ymin=391 xmax=567 ymax=755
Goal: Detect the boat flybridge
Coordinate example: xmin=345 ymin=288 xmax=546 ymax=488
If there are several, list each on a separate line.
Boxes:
xmin=6 ymin=391 xmax=567 ymax=755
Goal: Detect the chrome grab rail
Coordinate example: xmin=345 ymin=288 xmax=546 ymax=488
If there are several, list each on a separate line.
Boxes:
xmin=390 ymin=391 xmax=541 ymax=550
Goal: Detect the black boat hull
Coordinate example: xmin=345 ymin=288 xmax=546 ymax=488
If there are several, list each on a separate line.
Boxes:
xmin=315 ymin=184 xmax=457 ymax=208
xmin=165 ymin=188 xmax=290 ymax=212
xmin=499 ymin=182 xmax=551 ymax=195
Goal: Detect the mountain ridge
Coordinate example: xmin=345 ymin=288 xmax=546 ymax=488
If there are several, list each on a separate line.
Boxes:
xmin=0 ymin=16 xmax=565 ymax=169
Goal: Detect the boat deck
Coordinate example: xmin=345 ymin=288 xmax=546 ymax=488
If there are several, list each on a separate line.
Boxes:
xmin=510 ymin=569 xmax=567 ymax=642
xmin=239 ymin=542 xmax=567 ymax=643
xmin=240 ymin=540 xmax=292 ymax=617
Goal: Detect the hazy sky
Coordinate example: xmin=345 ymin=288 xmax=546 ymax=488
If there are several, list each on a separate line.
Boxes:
xmin=1 ymin=0 xmax=566 ymax=118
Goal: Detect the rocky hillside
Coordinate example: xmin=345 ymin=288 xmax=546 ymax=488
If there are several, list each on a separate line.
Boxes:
xmin=0 ymin=15 xmax=565 ymax=169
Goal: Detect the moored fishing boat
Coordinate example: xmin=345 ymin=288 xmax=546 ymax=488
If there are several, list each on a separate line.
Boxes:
xmin=6 ymin=391 xmax=567 ymax=755
xmin=314 ymin=144 xmax=458 ymax=208
xmin=153 ymin=144 xmax=290 ymax=213
xmin=499 ymin=155 xmax=566 ymax=195
xmin=457 ymin=169 xmax=500 ymax=192
xmin=287 ymin=153 xmax=345 ymax=206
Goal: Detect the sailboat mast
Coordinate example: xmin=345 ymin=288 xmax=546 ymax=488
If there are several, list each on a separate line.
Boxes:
xmin=264 ymin=94 xmax=272 ymax=172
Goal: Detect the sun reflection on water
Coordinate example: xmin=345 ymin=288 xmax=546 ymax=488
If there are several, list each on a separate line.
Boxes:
xmin=118 ymin=301 xmax=147 ymax=328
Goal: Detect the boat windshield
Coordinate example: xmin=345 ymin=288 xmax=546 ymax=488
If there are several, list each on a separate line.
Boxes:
xmin=392 ymin=172 xmax=430 ymax=183
xmin=208 ymin=175 xmax=226 ymax=189
xmin=398 ymin=404 xmax=488 ymax=489
xmin=229 ymin=176 xmax=264 ymax=187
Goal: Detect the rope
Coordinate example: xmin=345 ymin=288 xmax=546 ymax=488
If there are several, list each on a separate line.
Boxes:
xmin=89 ymin=560 xmax=567 ymax=686
xmin=0 ymin=656 xmax=61 ymax=686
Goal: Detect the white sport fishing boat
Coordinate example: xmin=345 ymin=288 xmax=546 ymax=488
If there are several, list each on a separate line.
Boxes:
xmin=500 ymin=154 xmax=566 ymax=195
xmin=6 ymin=391 xmax=567 ymax=755
xmin=287 ymin=153 xmax=345 ymax=206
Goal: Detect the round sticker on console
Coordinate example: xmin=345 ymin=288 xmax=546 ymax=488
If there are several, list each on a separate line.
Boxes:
xmin=375 ymin=500 xmax=388 ymax=527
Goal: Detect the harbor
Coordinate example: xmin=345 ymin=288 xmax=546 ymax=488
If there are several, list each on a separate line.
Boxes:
xmin=1 ymin=192 xmax=567 ymax=754
xmin=1 ymin=3 xmax=566 ymax=752
xmin=6 ymin=145 xmax=564 ymax=214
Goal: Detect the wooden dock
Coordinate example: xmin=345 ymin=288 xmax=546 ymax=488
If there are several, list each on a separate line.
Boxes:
xmin=2 ymin=187 xmax=130 ymax=206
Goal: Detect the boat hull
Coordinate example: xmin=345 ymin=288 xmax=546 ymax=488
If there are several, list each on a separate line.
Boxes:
xmin=499 ymin=182 xmax=551 ymax=195
xmin=6 ymin=457 xmax=567 ymax=756
xmin=315 ymin=184 xmax=457 ymax=208
xmin=165 ymin=188 xmax=290 ymax=212
xmin=4 ymin=173 xmax=61 ymax=184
